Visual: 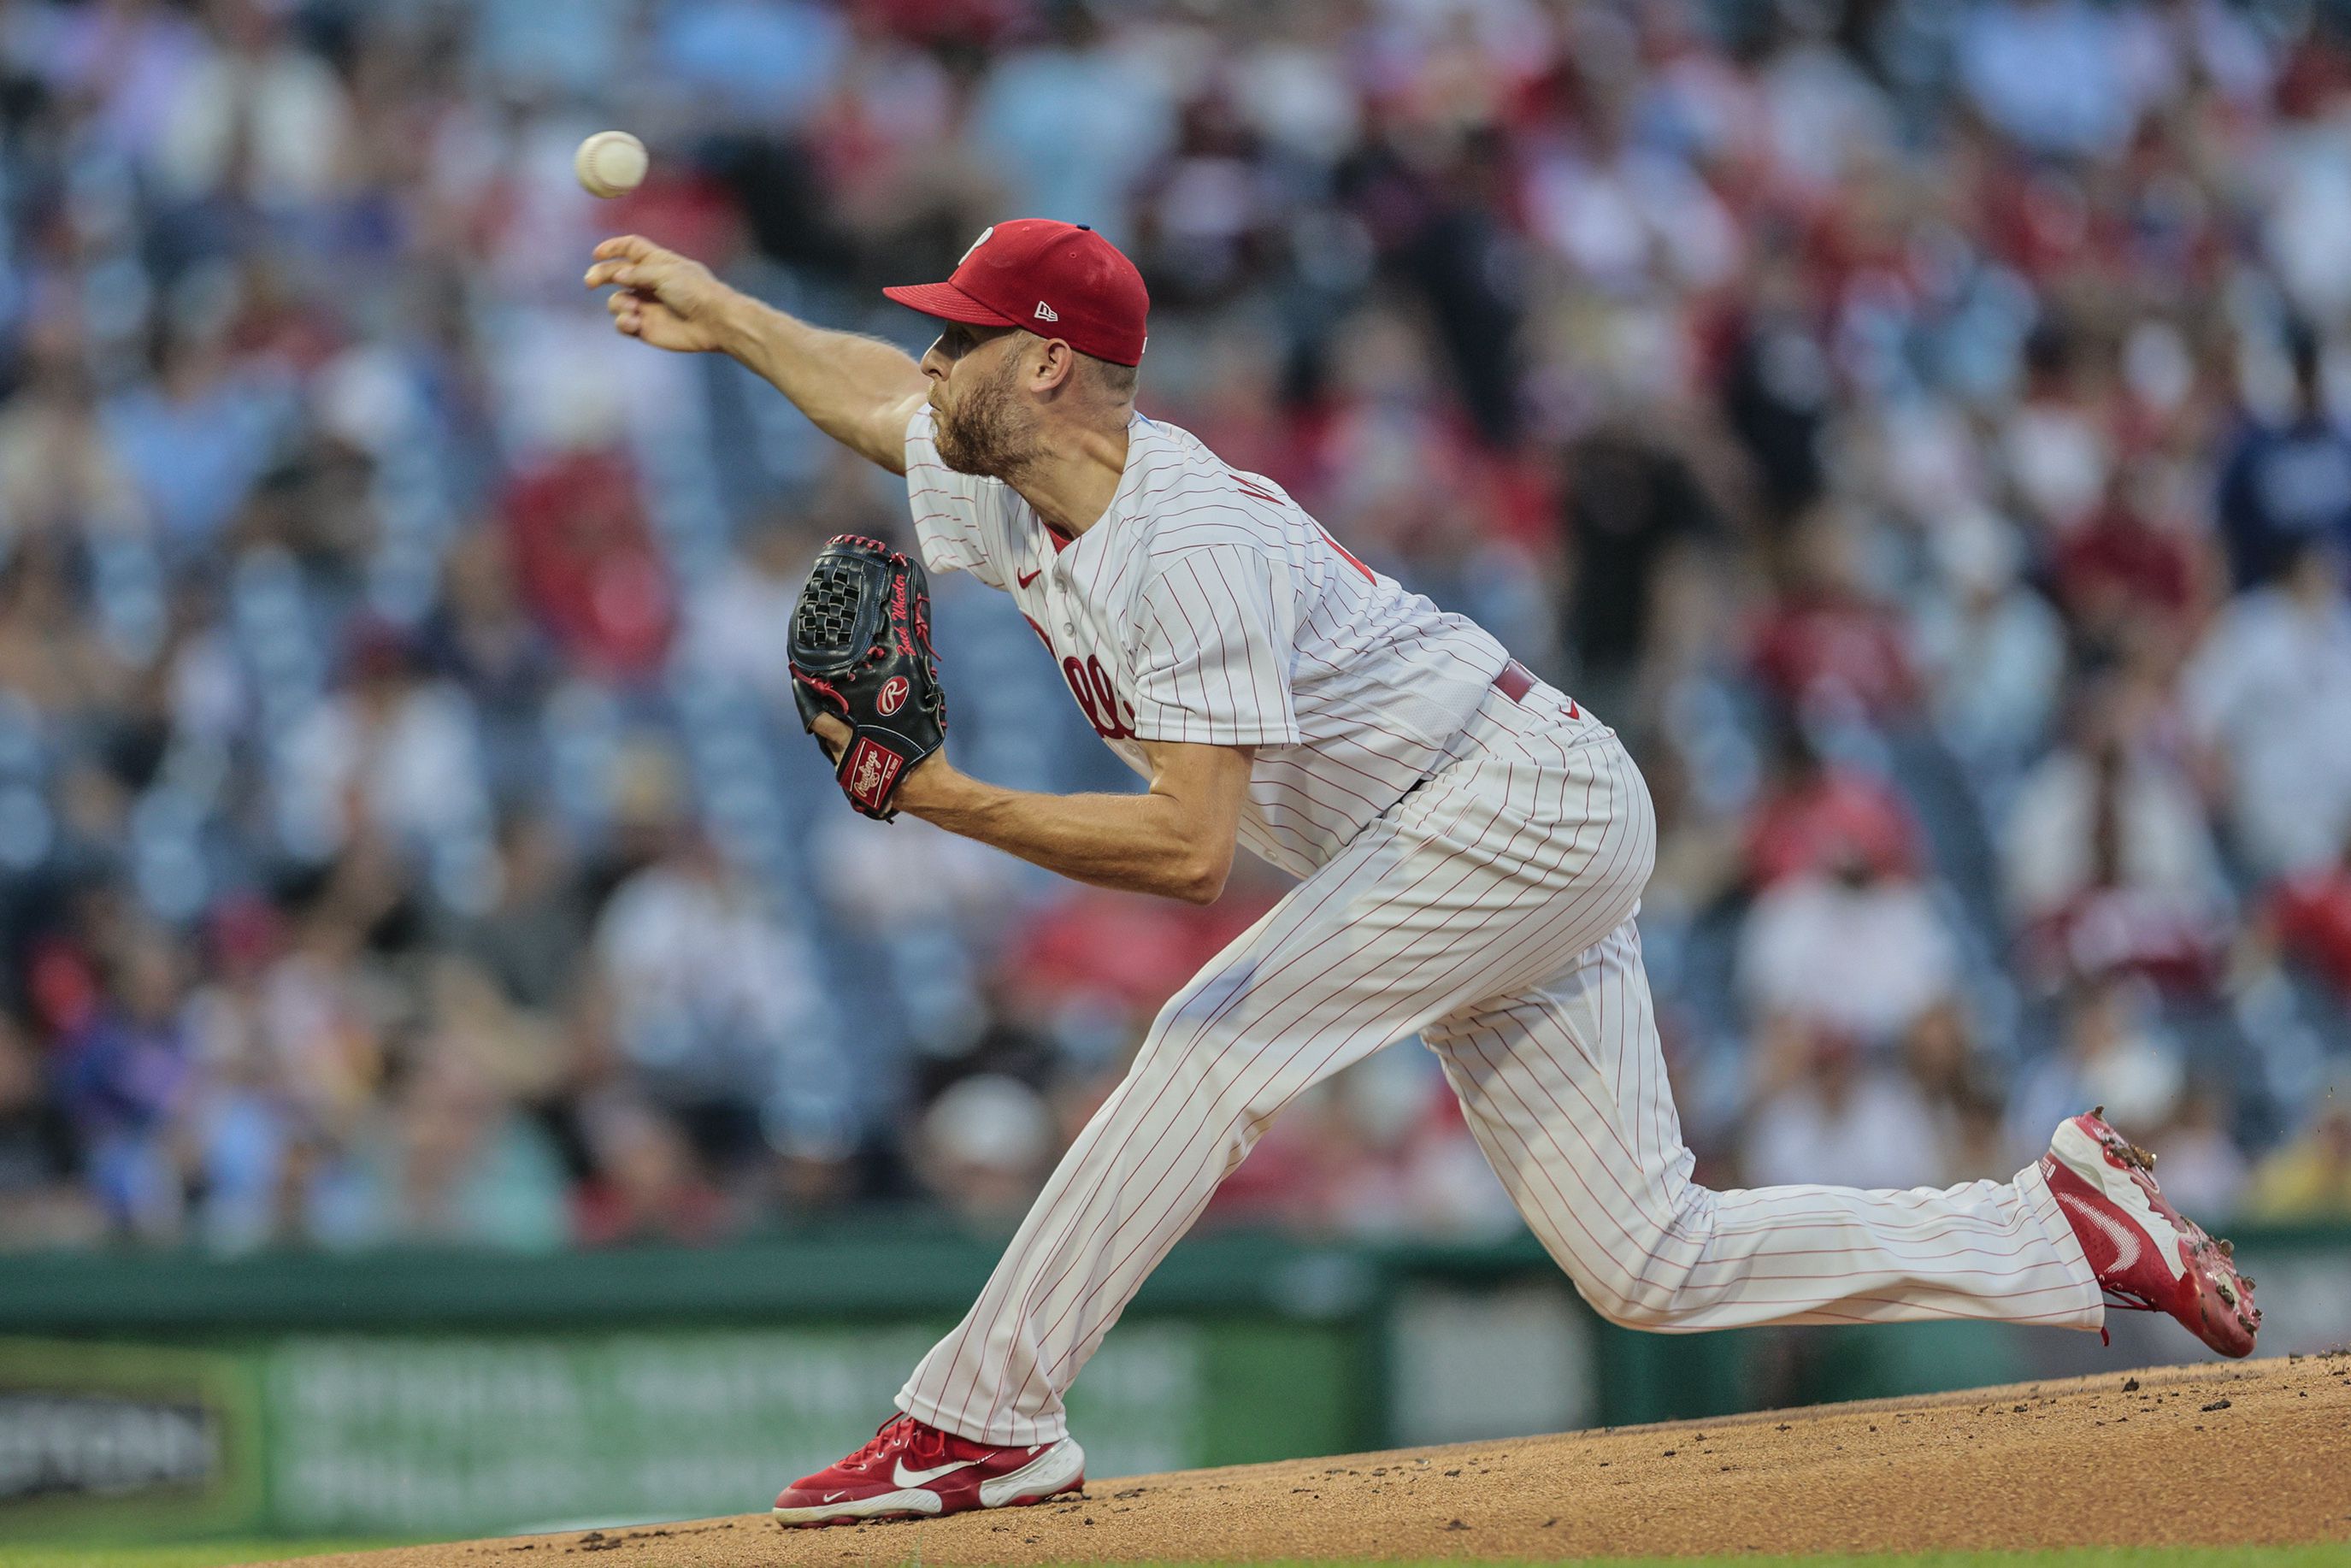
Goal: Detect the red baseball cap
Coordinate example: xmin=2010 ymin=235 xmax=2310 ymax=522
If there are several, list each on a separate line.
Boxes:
xmin=884 ymin=219 xmax=1149 ymax=367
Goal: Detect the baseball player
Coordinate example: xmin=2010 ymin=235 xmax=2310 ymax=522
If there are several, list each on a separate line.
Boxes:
xmin=584 ymin=220 xmax=2260 ymax=1529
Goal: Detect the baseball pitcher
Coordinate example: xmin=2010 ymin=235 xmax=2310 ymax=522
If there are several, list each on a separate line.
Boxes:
xmin=585 ymin=220 xmax=2259 ymax=1528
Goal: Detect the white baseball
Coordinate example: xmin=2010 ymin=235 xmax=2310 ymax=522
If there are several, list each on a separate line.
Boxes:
xmin=574 ymin=131 xmax=649 ymax=199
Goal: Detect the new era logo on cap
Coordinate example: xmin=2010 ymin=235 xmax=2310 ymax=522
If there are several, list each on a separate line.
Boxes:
xmin=881 ymin=219 xmax=1150 ymax=367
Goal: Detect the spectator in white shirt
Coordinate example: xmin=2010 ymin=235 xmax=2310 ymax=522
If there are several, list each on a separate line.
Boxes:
xmin=276 ymin=623 xmax=492 ymax=893
xmin=1745 ymin=1024 xmax=1946 ymax=1192
xmin=1739 ymin=840 xmax=1959 ymax=1049
xmin=2003 ymin=669 xmax=2230 ymax=987
xmin=2184 ymin=537 xmax=2351 ymax=875
xmin=592 ymin=828 xmax=833 ymax=1124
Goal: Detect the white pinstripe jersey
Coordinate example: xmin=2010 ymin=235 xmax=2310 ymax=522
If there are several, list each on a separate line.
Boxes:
xmin=904 ymin=404 xmax=1511 ymax=877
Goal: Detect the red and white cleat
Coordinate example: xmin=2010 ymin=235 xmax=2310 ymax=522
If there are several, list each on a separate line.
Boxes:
xmin=2042 ymin=1107 xmax=2260 ymax=1359
xmin=771 ymin=1413 xmax=1084 ymax=1528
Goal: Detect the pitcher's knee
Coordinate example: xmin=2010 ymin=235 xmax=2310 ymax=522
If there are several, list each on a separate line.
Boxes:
xmin=1539 ymin=1194 xmax=1716 ymax=1330
xmin=1580 ymin=1281 xmax=1687 ymax=1331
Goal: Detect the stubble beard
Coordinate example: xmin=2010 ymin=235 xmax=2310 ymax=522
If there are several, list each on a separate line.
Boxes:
xmin=933 ymin=357 xmax=1038 ymax=480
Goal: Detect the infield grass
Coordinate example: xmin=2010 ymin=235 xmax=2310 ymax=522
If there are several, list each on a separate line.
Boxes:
xmin=6 ymin=1542 xmax=2351 ymax=1567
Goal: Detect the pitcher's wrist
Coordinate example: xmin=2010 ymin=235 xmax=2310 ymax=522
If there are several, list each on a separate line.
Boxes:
xmin=712 ymin=290 xmax=773 ymax=363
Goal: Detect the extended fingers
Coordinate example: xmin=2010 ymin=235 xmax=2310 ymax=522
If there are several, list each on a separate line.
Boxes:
xmin=584 ymin=235 xmax=659 ymax=288
xmin=584 ymin=260 xmax=645 ymax=290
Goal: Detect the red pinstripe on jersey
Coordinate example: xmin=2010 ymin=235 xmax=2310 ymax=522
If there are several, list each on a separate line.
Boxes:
xmin=902 ymin=405 xmax=1521 ymax=876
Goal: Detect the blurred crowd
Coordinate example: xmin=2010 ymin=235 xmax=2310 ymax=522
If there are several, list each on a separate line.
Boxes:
xmin=5 ymin=0 xmax=2351 ymax=1254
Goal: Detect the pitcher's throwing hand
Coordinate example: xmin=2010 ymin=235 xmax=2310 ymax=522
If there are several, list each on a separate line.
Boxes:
xmin=584 ymin=235 xmax=734 ymax=354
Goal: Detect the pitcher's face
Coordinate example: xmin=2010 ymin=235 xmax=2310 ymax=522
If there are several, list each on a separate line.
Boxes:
xmin=922 ymin=324 xmax=1040 ymax=478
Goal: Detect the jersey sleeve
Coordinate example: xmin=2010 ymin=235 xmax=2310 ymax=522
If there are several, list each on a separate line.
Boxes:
xmin=903 ymin=404 xmax=1010 ymax=589
xmin=1125 ymin=545 xmax=1302 ymax=747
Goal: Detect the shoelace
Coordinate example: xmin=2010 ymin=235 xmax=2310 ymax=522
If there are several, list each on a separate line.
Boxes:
xmin=839 ymin=1414 xmax=952 ymax=1475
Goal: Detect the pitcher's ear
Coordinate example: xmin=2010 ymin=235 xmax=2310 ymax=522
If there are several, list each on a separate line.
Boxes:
xmin=1027 ymin=335 xmax=1079 ymax=393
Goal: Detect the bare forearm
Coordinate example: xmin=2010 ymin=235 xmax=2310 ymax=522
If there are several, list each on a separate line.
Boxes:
xmin=716 ymin=294 xmax=926 ymax=474
xmin=903 ymin=767 xmax=1232 ymax=904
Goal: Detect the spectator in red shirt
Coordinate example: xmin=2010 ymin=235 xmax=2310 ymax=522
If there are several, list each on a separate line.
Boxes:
xmin=571 ymin=1093 xmax=733 ymax=1247
xmin=1743 ymin=720 xmax=1921 ymax=891
xmin=2053 ymin=464 xmax=2210 ymax=657
xmin=2256 ymin=839 xmax=2351 ymax=1004
xmin=1749 ymin=504 xmax=1920 ymax=725
xmin=1005 ymin=875 xmax=1283 ymax=1022
xmin=501 ymin=449 xmax=675 ymax=682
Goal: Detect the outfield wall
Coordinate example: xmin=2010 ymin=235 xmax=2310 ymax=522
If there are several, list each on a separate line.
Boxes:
xmin=3 ymin=1224 xmax=2345 ymax=1541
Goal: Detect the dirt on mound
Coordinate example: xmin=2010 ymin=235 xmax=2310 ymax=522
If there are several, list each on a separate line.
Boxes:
xmin=279 ymin=1355 xmax=2351 ymax=1565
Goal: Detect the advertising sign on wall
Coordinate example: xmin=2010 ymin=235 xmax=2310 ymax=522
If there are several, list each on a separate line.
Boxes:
xmin=0 ymin=1317 xmax=1358 ymax=1540
xmin=0 ymin=1341 xmax=263 ymax=1539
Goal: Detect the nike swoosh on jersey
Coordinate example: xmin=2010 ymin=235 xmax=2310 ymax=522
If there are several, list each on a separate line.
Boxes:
xmin=1017 ymin=567 xmax=1042 ymax=587
xmin=893 ymin=1457 xmax=979 ymax=1488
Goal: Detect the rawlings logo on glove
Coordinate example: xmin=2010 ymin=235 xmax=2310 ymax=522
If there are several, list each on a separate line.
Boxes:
xmin=787 ymin=535 xmax=946 ymax=820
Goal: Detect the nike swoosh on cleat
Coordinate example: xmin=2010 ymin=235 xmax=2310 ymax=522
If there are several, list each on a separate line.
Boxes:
xmin=893 ymin=1458 xmax=978 ymax=1488
xmin=2059 ymin=1191 xmax=2142 ymax=1273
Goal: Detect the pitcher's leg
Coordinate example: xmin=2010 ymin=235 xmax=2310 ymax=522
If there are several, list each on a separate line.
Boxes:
xmin=1424 ymin=920 xmax=2102 ymax=1333
xmin=899 ymin=717 xmax=1659 ymax=1445
xmin=897 ymin=811 xmax=1585 ymax=1445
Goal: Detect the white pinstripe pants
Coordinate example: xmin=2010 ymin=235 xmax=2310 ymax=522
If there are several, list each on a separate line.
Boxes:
xmin=899 ymin=684 xmax=2101 ymax=1445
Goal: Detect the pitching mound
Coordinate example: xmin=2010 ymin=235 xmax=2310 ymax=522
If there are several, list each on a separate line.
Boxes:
xmin=280 ymin=1355 xmax=2349 ymax=1565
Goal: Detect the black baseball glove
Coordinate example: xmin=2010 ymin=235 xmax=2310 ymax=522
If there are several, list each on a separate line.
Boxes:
xmin=787 ymin=534 xmax=947 ymax=820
